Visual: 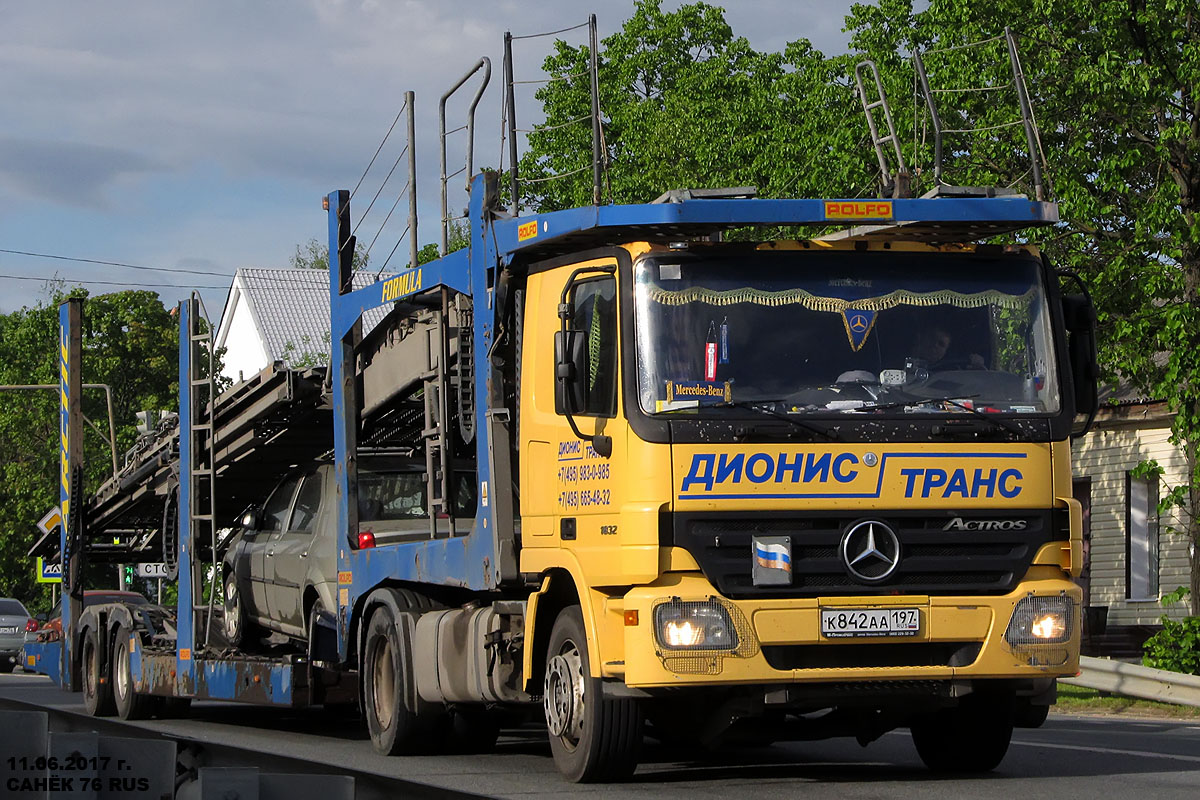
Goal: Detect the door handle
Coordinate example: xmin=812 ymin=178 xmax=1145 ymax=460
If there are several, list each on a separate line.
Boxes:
xmin=266 ymin=549 xmax=275 ymax=557
xmin=300 ymin=552 xmax=308 ymax=558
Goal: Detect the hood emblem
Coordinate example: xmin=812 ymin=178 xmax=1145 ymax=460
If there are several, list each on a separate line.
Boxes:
xmin=840 ymin=520 xmax=901 ymax=583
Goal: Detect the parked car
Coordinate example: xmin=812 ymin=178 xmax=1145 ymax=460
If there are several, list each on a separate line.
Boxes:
xmin=221 ymin=455 xmax=476 ymax=652
xmin=1 ymin=598 xmax=35 ymax=673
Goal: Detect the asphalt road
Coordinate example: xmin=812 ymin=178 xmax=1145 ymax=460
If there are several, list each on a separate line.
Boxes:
xmin=3 ymin=670 xmax=1198 ymax=799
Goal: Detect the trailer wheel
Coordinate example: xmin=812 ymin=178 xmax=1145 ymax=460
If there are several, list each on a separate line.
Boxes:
xmin=112 ymin=623 xmax=155 ymax=720
xmin=362 ymin=604 xmax=432 ymax=755
xmin=911 ymin=693 xmax=1014 ymax=773
xmin=543 ymin=605 xmax=642 ymax=782
xmin=82 ymin=626 xmax=115 ymax=717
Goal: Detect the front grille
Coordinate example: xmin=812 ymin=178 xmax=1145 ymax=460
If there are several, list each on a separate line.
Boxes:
xmin=763 ymin=642 xmax=982 ymax=670
xmin=674 ymin=510 xmax=1061 ymax=598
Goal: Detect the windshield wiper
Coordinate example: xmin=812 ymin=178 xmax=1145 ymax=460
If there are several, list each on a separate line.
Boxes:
xmin=853 ymin=394 xmax=1029 ymax=439
xmin=711 ymin=400 xmax=839 ymax=441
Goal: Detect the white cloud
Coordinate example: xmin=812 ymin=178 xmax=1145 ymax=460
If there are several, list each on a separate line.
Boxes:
xmin=0 ymin=0 xmax=862 ymax=313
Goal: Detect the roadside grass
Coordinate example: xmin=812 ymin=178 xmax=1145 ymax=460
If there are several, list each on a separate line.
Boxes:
xmin=1054 ymin=682 xmax=1200 ymax=719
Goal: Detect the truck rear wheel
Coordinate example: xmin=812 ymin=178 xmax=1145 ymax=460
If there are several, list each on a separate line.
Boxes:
xmin=82 ymin=626 xmax=114 ymax=717
xmin=544 ymin=605 xmax=642 ymax=782
xmin=362 ymin=604 xmax=434 ymax=755
xmin=911 ymin=693 xmax=1014 ymax=773
xmin=112 ymin=623 xmax=155 ymax=720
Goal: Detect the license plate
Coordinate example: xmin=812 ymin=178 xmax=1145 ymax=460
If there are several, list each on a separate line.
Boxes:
xmin=820 ymin=607 xmax=920 ymax=638
xmin=0 ymin=626 xmax=17 ymax=635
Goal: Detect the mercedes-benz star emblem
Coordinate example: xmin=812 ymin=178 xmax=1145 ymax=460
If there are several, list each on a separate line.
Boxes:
xmin=849 ymin=314 xmax=869 ymax=332
xmin=840 ymin=520 xmax=901 ymax=583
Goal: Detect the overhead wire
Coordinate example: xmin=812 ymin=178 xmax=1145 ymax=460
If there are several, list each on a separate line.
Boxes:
xmin=0 ymin=273 xmax=229 ymax=290
xmin=0 ymin=248 xmax=231 ymax=277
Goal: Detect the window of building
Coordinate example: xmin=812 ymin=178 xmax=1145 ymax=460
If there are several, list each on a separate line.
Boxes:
xmin=1125 ymin=473 xmax=1158 ymax=601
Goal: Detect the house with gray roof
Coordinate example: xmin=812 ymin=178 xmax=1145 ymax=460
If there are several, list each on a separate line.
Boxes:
xmin=215 ymin=268 xmax=391 ymax=385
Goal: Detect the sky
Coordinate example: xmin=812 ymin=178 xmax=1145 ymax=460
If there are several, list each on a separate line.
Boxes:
xmin=0 ymin=1 xmax=860 ymax=317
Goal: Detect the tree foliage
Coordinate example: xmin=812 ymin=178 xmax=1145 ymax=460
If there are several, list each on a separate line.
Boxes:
xmin=290 ymin=238 xmax=370 ymax=271
xmin=517 ymin=0 xmax=870 ymax=211
xmin=520 ymin=0 xmax=1200 ymax=611
xmin=0 ymin=290 xmax=178 ymax=609
xmin=840 ymin=0 xmax=1200 ymax=612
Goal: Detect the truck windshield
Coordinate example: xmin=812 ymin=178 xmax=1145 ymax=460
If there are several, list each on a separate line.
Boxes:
xmin=633 ymin=250 xmax=1060 ymax=417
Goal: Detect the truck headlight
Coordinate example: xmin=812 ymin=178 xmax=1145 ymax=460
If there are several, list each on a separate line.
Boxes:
xmin=654 ymin=600 xmax=738 ymax=651
xmin=1005 ymin=594 xmax=1074 ymax=646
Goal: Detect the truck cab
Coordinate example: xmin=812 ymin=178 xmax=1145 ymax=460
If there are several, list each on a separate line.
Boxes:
xmin=515 ymin=233 xmax=1088 ymax=777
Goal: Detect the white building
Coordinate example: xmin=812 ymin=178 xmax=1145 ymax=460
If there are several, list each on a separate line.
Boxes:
xmin=215 ymin=268 xmax=391 ymax=385
xmin=1072 ymin=396 xmax=1195 ymax=656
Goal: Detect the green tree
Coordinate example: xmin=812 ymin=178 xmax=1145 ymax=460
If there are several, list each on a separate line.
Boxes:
xmin=521 ymin=0 xmax=1200 ymax=611
xmin=290 ymin=238 xmax=370 ymax=271
xmin=842 ymin=0 xmax=1200 ymax=612
xmin=517 ymin=0 xmax=869 ymax=211
xmin=0 ymin=289 xmax=178 ymax=608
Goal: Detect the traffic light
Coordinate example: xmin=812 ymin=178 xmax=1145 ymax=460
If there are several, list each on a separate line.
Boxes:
xmin=123 ymin=564 xmax=136 ymax=588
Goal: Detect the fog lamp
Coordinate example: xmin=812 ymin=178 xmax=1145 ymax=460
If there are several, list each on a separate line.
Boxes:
xmin=1005 ymin=594 xmax=1074 ymax=647
xmin=654 ymin=600 xmax=737 ymax=651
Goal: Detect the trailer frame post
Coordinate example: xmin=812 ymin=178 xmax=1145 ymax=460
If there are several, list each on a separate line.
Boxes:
xmin=329 ymin=190 xmax=361 ymax=660
xmin=58 ymin=299 xmax=84 ymax=692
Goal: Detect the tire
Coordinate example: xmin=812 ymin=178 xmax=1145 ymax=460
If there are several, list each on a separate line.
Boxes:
xmin=446 ymin=709 xmax=501 ymax=754
xmin=112 ymin=623 xmax=155 ymax=720
xmin=307 ymin=599 xmax=337 ymax=705
xmin=308 ymin=599 xmax=337 ymax=664
xmin=911 ymin=693 xmax=1014 ymax=773
xmin=82 ymin=626 xmax=115 ymax=717
xmin=223 ymin=575 xmax=255 ymax=649
xmin=1012 ymin=699 xmax=1050 ymax=729
xmin=0 ymin=660 xmax=14 ymax=674
xmin=362 ymin=604 xmax=435 ymax=755
xmin=544 ymin=605 xmax=642 ymax=782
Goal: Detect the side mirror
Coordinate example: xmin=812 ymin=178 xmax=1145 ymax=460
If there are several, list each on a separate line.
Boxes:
xmin=35 ymin=613 xmax=48 ymax=623
xmin=554 ymin=329 xmax=587 ymax=416
xmin=555 ymin=265 xmax=616 ymax=458
xmin=1061 ymin=292 xmax=1099 ymax=436
xmin=239 ymin=506 xmax=263 ymax=530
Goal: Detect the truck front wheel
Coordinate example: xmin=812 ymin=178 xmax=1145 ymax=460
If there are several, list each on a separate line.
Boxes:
xmin=910 ymin=693 xmax=1014 ymax=773
xmin=543 ymin=605 xmax=642 ymax=782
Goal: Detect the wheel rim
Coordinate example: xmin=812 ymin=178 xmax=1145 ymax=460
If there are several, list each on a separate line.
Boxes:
xmin=544 ymin=638 xmax=585 ymax=749
xmin=371 ymin=636 xmax=395 ymax=730
xmin=114 ymin=640 xmax=129 ymax=701
xmin=224 ymin=582 xmax=240 ymax=640
xmin=83 ymin=640 xmax=96 ymax=699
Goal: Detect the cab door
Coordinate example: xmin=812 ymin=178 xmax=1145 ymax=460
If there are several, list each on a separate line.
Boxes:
xmin=519 ymin=257 xmax=659 ymax=587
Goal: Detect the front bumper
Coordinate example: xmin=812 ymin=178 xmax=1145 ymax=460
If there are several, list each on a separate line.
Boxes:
xmin=620 ymin=569 xmax=1081 ymax=688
